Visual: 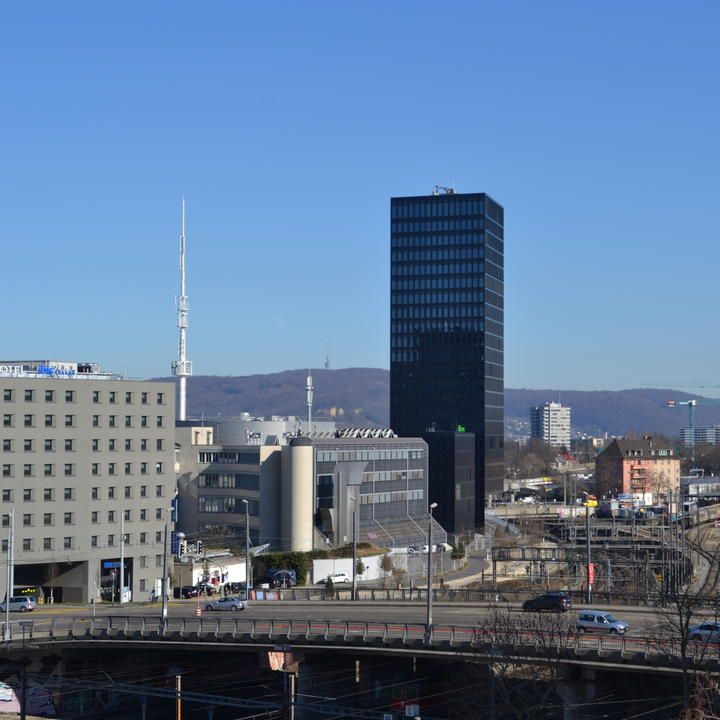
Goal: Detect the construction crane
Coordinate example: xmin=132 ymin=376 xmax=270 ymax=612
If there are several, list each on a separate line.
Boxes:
xmin=666 ymin=397 xmax=720 ymax=463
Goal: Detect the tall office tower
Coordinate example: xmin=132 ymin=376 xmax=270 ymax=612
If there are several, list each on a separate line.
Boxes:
xmin=390 ymin=190 xmax=504 ymax=529
xmin=530 ymin=401 xmax=571 ymax=449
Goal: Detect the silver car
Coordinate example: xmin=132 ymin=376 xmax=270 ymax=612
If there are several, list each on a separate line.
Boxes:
xmin=0 ymin=596 xmax=36 ymax=613
xmin=577 ymin=611 xmax=629 ymax=635
xmin=204 ymin=596 xmax=248 ymax=612
xmin=688 ymin=622 xmax=720 ymax=642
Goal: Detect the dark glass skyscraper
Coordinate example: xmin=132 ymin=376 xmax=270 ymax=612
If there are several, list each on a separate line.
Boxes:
xmin=390 ymin=191 xmax=504 ymax=528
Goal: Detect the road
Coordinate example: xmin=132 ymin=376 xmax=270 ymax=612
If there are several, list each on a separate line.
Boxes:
xmin=9 ymin=599 xmax=683 ymax=637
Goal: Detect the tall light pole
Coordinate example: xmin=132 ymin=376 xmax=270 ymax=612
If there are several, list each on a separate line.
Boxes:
xmin=351 ymin=497 xmax=357 ymax=601
xmin=161 ymin=506 xmax=173 ymax=622
xmin=242 ymin=499 xmax=250 ymax=599
xmin=426 ymin=502 xmax=438 ymax=634
xmin=119 ymin=511 xmax=125 ymax=605
xmin=4 ymin=508 xmax=14 ymax=641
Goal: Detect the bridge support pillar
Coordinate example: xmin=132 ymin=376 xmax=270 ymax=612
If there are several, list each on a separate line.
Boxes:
xmin=556 ymin=666 xmax=598 ymax=720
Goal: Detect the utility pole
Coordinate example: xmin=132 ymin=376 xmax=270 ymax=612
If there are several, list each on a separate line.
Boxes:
xmin=161 ymin=514 xmax=169 ymax=623
xmin=585 ymin=504 xmax=592 ymax=603
xmin=351 ymin=498 xmax=357 ymax=601
xmin=120 ymin=511 xmax=125 ymax=605
xmin=175 ymin=674 xmax=182 ymax=720
xmin=426 ymin=502 xmax=438 ymax=634
xmin=242 ymin=499 xmax=250 ymax=600
xmin=4 ymin=508 xmax=14 ymax=641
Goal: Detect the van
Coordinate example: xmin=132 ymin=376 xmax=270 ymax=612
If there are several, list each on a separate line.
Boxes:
xmin=0 ymin=596 xmax=35 ymax=613
xmin=577 ymin=610 xmax=628 ymax=635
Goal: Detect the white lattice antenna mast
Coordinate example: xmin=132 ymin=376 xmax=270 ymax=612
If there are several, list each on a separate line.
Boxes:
xmin=172 ymin=198 xmax=193 ymax=420
xmin=306 ymin=370 xmax=314 ymax=435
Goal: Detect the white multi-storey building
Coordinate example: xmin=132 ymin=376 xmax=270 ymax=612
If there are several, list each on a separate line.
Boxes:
xmin=530 ymin=401 xmax=571 ymax=449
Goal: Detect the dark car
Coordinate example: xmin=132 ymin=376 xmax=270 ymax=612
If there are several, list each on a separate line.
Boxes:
xmin=179 ymin=586 xmax=199 ymax=599
xmin=195 ymin=582 xmax=217 ymax=596
xmin=522 ymin=592 xmax=572 ymax=613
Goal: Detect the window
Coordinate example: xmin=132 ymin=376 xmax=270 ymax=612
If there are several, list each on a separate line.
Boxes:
xmin=64 ymin=537 xmax=73 ymax=550
xmin=43 ymin=538 xmax=53 ymax=551
xmin=140 ymin=462 xmax=148 ymax=475
xmin=23 ymin=513 xmax=32 ymax=527
xmin=91 ymin=487 xmax=99 ymax=500
xmin=2 ymin=465 xmax=11 ymax=478
xmin=92 ymin=439 xmax=99 ymax=451
xmin=125 ymin=415 xmax=132 ymax=428
xmin=91 ymin=536 xmax=98 ymax=548
xmin=124 ymin=486 xmax=132 ymax=498
xmin=139 ymin=556 xmax=147 ymax=569
xmin=3 ymin=389 xmax=12 ymax=402
xmin=155 ymin=554 xmax=162 ymax=567
xmin=141 ymin=416 xmax=148 ymax=428
xmin=108 ymin=511 xmax=115 ymax=523
xmin=64 ymin=439 xmax=74 ymax=451
xmin=64 ymin=512 xmax=73 ymax=525
xmin=24 ymin=389 xmax=34 ymax=402
xmin=156 ymin=462 xmax=163 ymax=474
xmin=3 ymin=415 xmax=12 ymax=427
xmin=156 ymin=484 xmax=164 ymax=498
xmin=140 ymin=532 xmax=147 ymax=544
xmin=140 ymin=439 xmax=148 ymax=451
xmin=139 ymin=579 xmax=146 ymax=591
xmin=2 ymin=490 xmax=11 ymax=502
xmin=155 ymin=508 xmax=163 ymax=520
xmin=44 ymin=439 xmax=54 ymax=451
xmin=91 ymin=463 xmax=99 ymax=476
xmin=124 ymin=463 xmax=132 ymax=475
xmin=156 ymin=416 xmax=164 ymax=428
xmin=64 ymin=488 xmax=73 ymax=501
xmin=108 ymin=439 xmax=116 ymax=451
xmin=109 ymin=391 xmax=117 ymax=404
xmin=65 ymin=390 xmax=74 ymax=402
xmin=1 ymin=515 xmax=8 ymax=528
xmin=109 ymin=415 xmax=116 ymax=428
xmin=22 ymin=539 xmax=32 ymax=552
xmin=156 ymin=439 xmax=164 ymax=451
xmin=125 ymin=391 xmax=133 ymax=404
xmin=155 ymin=531 xmax=162 ymax=543
xmin=124 ymin=509 xmax=131 ymax=522
xmin=91 ymin=511 xmax=98 ymax=524
xmin=108 ymin=486 xmax=116 ymax=499
xmin=157 ymin=393 xmax=164 ymax=405
xmin=109 ymin=463 xmax=116 ymax=476
xmin=44 ymin=464 xmax=53 ymax=477
xmin=44 ymin=389 xmax=54 ymax=402
xmin=141 ymin=392 xmax=148 ymax=405
xmin=124 ymin=439 xmax=132 ymax=451
xmin=107 ymin=534 xmax=115 ymax=547
xmin=64 ymin=464 xmax=73 ymax=476
xmin=24 ymin=414 xmax=33 ymax=427
xmin=92 ymin=415 xmax=100 ymax=427
xmin=23 ymin=464 xmax=32 ymax=477
xmin=44 ymin=488 xmax=53 ymax=501
xmin=140 ymin=509 xmax=147 ymax=521
xmin=2 ymin=439 xmax=10 ymax=452
xmin=140 ymin=485 xmax=147 ymax=497
xmin=92 ymin=391 xmax=100 ymax=404
xmin=23 ymin=488 xmax=33 ymax=501
xmin=44 ymin=513 xmax=53 ymax=526
xmin=64 ymin=415 xmax=74 ymax=428
xmin=24 ymin=439 xmax=33 ymax=451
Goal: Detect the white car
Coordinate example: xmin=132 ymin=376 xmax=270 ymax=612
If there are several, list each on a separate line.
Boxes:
xmin=326 ymin=573 xmax=351 ymax=584
xmin=204 ymin=596 xmax=248 ymax=611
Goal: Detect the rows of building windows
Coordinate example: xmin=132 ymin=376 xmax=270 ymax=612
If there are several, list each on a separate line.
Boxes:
xmin=316 ymin=449 xmax=424 ymax=463
xmin=392 ymin=291 xmax=484 ymax=306
xmin=391 ymin=218 xmax=484 ymax=234
xmin=198 ymin=473 xmax=259 ymax=490
xmin=392 ymin=246 xmax=484 ymax=263
xmin=2 ymin=461 xmax=165 ymax=477
xmin=390 ymin=321 xmax=486 ymax=337
xmin=361 ymin=469 xmax=424 ymax=483
xmin=3 ymin=504 xmax=167 ymax=526
xmin=1 ymin=413 xmax=166 ymax=428
xmin=0 ymin=438 xmax=165 ymax=453
xmin=197 ymin=451 xmax=259 ymax=464
xmin=391 ymin=199 xmax=485 ymax=219
xmin=1 ymin=389 xmax=165 ymax=405
xmin=5 ymin=537 xmax=166 ymax=554
xmin=392 ymin=305 xmax=485 ymax=320
xmin=198 ymin=496 xmax=259 ymax=515
xmin=392 ymin=276 xmax=484 ymax=291
xmin=392 ymin=262 xmax=484 ymax=277
xmin=1 ymin=486 xmax=167 ymax=502
xmin=359 ymin=489 xmax=424 ymax=504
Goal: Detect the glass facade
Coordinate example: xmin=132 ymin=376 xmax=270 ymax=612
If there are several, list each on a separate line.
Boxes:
xmin=390 ymin=192 xmax=504 ymax=527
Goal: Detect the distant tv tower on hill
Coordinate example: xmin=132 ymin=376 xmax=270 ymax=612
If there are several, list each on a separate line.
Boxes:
xmin=171 ymin=198 xmax=192 ymax=421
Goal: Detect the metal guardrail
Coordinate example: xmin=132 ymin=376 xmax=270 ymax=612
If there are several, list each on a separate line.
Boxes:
xmin=12 ymin=616 xmax=720 ymax=671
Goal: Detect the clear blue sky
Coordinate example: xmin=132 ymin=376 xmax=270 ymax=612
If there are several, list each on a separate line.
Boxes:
xmin=2 ymin=2 xmax=718 ymax=391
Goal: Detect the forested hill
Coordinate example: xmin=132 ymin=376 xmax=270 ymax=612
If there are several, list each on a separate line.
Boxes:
xmin=153 ymin=369 xmax=720 ymax=438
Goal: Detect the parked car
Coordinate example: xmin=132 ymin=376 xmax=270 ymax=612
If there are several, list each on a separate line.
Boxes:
xmin=522 ymin=592 xmax=572 ymax=613
xmin=407 ymin=545 xmax=420 ymax=554
xmin=195 ymin=582 xmax=217 ymax=596
xmin=0 ymin=596 xmax=36 ymax=613
xmin=421 ymin=544 xmax=438 ymax=554
xmin=204 ymin=596 xmax=248 ymax=612
xmin=577 ymin=610 xmax=629 ymax=635
xmin=326 ymin=573 xmax=351 ymax=584
xmin=688 ymin=622 xmax=720 ymax=642
xmin=179 ymin=586 xmax=199 ymax=599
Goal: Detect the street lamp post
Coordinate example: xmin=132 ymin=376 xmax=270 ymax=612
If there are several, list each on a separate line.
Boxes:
xmin=426 ymin=502 xmax=438 ymax=636
xmin=351 ymin=497 xmax=357 ymax=601
xmin=242 ymin=499 xmax=251 ymax=600
xmin=161 ymin=506 xmax=173 ymax=623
